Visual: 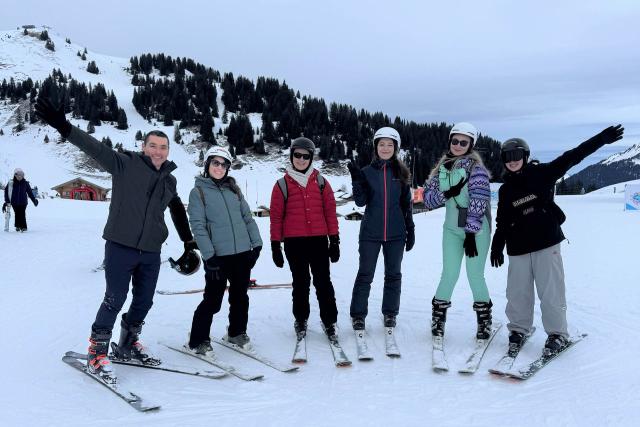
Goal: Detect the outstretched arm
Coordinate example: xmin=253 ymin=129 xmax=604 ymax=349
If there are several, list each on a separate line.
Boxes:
xmin=169 ymin=196 xmax=194 ymax=243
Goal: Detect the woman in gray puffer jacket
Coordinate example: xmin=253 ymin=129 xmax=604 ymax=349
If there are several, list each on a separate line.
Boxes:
xmin=186 ymin=147 xmax=262 ymax=354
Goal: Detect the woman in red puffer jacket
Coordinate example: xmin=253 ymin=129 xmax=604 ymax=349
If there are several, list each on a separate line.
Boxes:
xmin=270 ymin=137 xmax=340 ymax=343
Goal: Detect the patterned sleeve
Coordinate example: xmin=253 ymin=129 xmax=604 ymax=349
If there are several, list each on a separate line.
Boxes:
xmin=423 ymin=175 xmax=446 ymax=210
xmin=465 ymin=164 xmax=491 ymax=233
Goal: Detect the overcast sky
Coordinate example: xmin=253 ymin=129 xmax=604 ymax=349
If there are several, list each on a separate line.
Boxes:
xmin=2 ymin=0 xmax=639 ymax=150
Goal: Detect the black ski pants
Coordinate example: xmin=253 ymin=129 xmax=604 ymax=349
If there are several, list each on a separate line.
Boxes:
xmin=12 ymin=205 xmax=27 ymax=229
xmin=189 ymin=251 xmax=251 ymax=347
xmin=284 ymin=236 xmax=338 ymax=328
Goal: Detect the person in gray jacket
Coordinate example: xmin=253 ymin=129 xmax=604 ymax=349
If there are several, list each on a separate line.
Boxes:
xmin=185 ymin=146 xmax=263 ymax=354
xmin=35 ymin=97 xmax=195 ymax=383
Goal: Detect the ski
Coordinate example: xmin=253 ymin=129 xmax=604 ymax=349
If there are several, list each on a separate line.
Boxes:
xmin=326 ymin=335 xmax=352 ymax=367
xmin=431 ymin=336 xmax=449 ymax=372
xmin=4 ymin=206 xmax=10 ymax=232
xmin=353 ymin=329 xmax=373 ymax=361
xmin=66 ymin=351 xmax=227 ymax=379
xmin=384 ymin=327 xmax=401 ymax=358
xmin=156 ymin=282 xmax=292 ymax=295
xmin=291 ymin=334 xmax=307 ymax=364
xmin=212 ymin=337 xmax=299 ymax=373
xmin=488 ymin=327 xmax=536 ymax=375
xmin=506 ymin=333 xmax=587 ymax=380
xmin=62 ymin=355 xmax=160 ymax=412
xmin=458 ymin=322 xmax=502 ymax=374
xmin=162 ymin=343 xmax=263 ymax=381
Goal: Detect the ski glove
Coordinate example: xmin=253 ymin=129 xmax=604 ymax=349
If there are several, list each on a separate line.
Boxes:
xmin=184 ymin=240 xmax=198 ymax=251
xmin=442 ymin=177 xmax=468 ymax=199
xmin=271 ymin=241 xmax=284 ymax=268
xmin=405 ymin=227 xmax=415 ymax=252
xmin=2 ymin=203 xmax=8 ymax=213
xmin=34 ymin=97 xmax=72 ymax=138
xmin=249 ymin=246 xmax=262 ymax=269
xmin=347 ymin=160 xmax=365 ymax=183
xmin=463 ymin=232 xmax=478 ymax=258
xmin=328 ymin=235 xmax=340 ymax=263
xmin=596 ymin=124 xmax=624 ymax=145
xmin=33 ymin=199 xmax=38 ymax=207
xmin=205 ymin=256 xmax=222 ymax=281
xmin=490 ymin=251 xmax=504 ymax=268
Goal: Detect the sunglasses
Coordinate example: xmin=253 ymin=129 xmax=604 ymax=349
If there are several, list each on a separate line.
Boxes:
xmin=502 ymin=150 xmax=525 ymax=163
xmin=210 ymin=160 xmax=230 ymax=169
xmin=450 ymin=138 xmax=470 ymax=148
xmin=293 ymin=152 xmax=311 ymax=160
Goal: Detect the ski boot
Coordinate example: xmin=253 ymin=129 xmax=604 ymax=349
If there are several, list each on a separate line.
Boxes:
xmin=351 ymin=317 xmax=365 ymax=331
xmin=431 ymin=298 xmax=451 ymax=337
xmin=189 ymin=338 xmax=215 ymax=356
xmin=224 ymin=332 xmax=253 ymax=351
xmin=111 ymin=314 xmax=161 ymax=365
xmin=473 ymin=300 xmax=493 ymax=340
xmin=383 ymin=315 xmax=397 ymax=328
xmin=294 ymin=320 xmax=307 ymax=340
xmin=544 ymin=334 xmax=568 ymax=355
xmin=508 ymin=331 xmax=526 ymax=357
xmin=323 ymin=322 xmax=338 ymax=341
xmin=87 ymin=328 xmax=116 ymax=384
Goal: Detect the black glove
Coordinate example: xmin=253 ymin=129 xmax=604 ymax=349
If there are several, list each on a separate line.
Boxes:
xmin=597 ymin=124 xmax=624 ymax=145
xmin=463 ymin=232 xmax=478 ymax=258
xmin=405 ymin=227 xmax=415 ymax=252
xmin=184 ymin=240 xmax=198 ymax=251
xmin=33 ymin=199 xmax=38 ymax=207
xmin=34 ymin=97 xmax=72 ymax=137
xmin=442 ymin=177 xmax=468 ymax=199
xmin=490 ymin=251 xmax=504 ymax=268
xmin=271 ymin=241 xmax=284 ymax=268
xmin=2 ymin=203 xmax=7 ymax=213
xmin=347 ymin=160 xmax=365 ymax=183
xmin=205 ymin=256 xmax=222 ymax=280
xmin=328 ymin=235 xmax=340 ymax=263
xmin=248 ymin=246 xmax=262 ymax=269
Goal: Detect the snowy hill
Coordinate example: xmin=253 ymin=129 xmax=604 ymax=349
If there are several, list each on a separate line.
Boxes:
xmin=563 ymin=143 xmax=640 ymax=192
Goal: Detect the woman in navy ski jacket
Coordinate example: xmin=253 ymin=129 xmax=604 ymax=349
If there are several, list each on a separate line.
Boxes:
xmin=347 ymin=127 xmax=414 ymax=332
xmin=3 ymin=168 xmax=38 ymax=231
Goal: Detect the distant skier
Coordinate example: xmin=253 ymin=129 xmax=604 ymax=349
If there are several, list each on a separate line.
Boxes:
xmin=3 ymin=168 xmax=38 ymax=232
xmin=490 ymin=125 xmax=624 ymax=354
xmin=423 ymin=122 xmax=493 ymax=341
xmin=35 ymin=97 xmax=196 ymax=383
xmin=185 ymin=146 xmax=262 ymax=355
xmin=347 ymin=127 xmax=414 ymax=332
xmin=269 ymin=137 xmax=340 ymax=341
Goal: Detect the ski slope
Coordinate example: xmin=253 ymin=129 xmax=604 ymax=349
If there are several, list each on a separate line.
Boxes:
xmin=1 ymin=191 xmax=638 ymax=426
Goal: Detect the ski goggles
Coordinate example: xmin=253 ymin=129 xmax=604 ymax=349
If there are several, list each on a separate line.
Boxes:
xmin=293 ymin=152 xmax=312 ymax=160
xmin=450 ymin=138 xmax=470 ymax=147
xmin=501 ymin=149 xmax=526 ymax=163
xmin=210 ymin=160 xmax=230 ymax=169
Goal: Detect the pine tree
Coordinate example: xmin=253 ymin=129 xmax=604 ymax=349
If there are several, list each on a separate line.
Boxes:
xmin=81 ymin=52 xmax=86 ymax=61
xmin=135 ymin=130 xmax=143 ymax=141
xmin=45 ymin=39 xmax=55 ymax=51
xmin=14 ymin=108 xmax=25 ymax=132
xmin=222 ymin=109 xmax=228 ymax=124
xmin=0 ymin=129 xmax=4 ymax=136
xmin=87 ymin=61 xmax=99 ymax=74
xmin=39 ymin=30 xmax=49 ymax=41
xmin=87 ymin=122 xmax=95 ymax=134
xmin=23 ymin=28 xmax=28 ymax=36
xmin=174 ymin=124 xmax=182 ymax=144
xmin=44 ymin=134 xmax=49 ymax=143
xmin=65 ymin=38 xmax=71 ymax=44
xmin=116 ymin=108 xmax=128 ymax=130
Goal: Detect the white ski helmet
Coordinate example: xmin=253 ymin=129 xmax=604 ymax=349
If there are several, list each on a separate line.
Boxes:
xmin=373 ymin=127 xmax=401 ymax=148
xmin=449 ymin=122 xmax=478 ymax=147
xmin=204 ymin=146 xmax=233 ymax=163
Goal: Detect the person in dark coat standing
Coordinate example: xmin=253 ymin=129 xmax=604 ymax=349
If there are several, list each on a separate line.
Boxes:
xmin=269 ymin=137 xmax=340 ymax=341
xmin=3 ymin=168 xmax=38 ymax=232
xmin=35 ymin=97 xmax=196 ymax=384
xmin=490 ymin=125 xmax=624 ymax=355
xmin=347 ymin=127 xmax=414 ymax=332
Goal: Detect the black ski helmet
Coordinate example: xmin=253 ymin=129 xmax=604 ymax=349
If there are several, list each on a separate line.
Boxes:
xmin=169 ymin=249 xmax=201 ymax=276
xmin=290 ymin=137 xmax=315 ymax=157
xmin=501 ymin=138 xmax=530 ymax=163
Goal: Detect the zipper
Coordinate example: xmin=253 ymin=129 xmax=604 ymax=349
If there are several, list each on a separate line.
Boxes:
xmin=218 ymin=184 xmax=238 ymax=253
xmin=383 ymin=163 xmax=388 ymax=241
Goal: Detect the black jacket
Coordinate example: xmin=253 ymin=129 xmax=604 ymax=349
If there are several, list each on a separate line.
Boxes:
xmin=492 ymin=135 xmax=606 ymax=256
xmin=352 ymin=159 xmax=413 ymax=242
xmin=67 ymin=126 xmax=192 ymax=252
xmin=4 ymin=178 xmax=37 ymax=206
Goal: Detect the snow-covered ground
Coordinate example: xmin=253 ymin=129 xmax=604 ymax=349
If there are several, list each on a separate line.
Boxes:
xmin=1 ymin=190 xmax=638 ymax=426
